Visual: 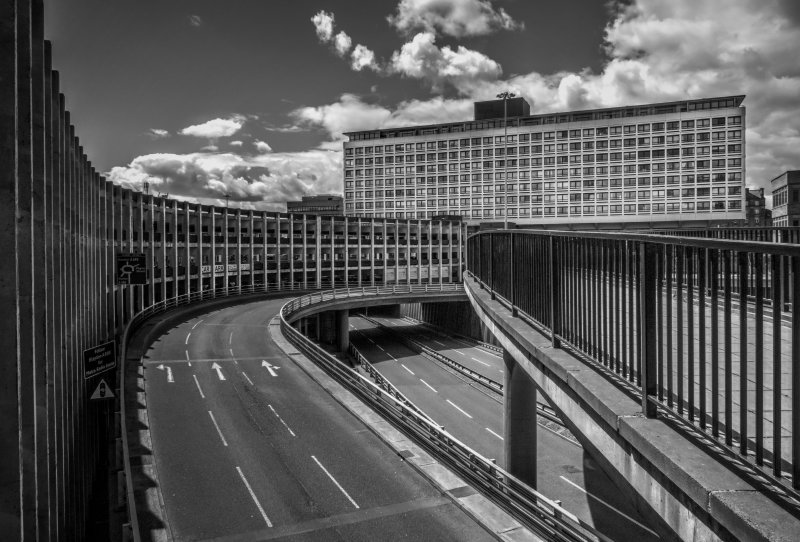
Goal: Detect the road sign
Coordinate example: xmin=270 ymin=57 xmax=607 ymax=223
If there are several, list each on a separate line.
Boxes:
xmin=84 ymin=341 xmax=116 ymax=379
xmin=116 ymin=253 xmax=147 ymax=284
xmin=90 ymin=379 xmax=115 ymax=400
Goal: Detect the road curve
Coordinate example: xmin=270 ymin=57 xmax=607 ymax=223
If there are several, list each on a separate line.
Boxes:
xmin=138 ymin=297 xmax=497 ymax=541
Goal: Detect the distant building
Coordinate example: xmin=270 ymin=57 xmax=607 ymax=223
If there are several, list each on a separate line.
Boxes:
xmin=286 ymin=194 xmax=343 ymax=215
xmin=343 ymin=95 xmax=746 ymax=228
xmin=744 ymin=187 xmax=771 ymax=226
xmin=770 ymin=171 xmax=800 ymax=226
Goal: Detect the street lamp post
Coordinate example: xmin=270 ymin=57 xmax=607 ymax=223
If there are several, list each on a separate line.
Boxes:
xmin=496 ymin=91 xmax=515 ymax=229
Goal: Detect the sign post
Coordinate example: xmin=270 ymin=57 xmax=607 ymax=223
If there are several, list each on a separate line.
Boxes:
xmin=84 ymin=341 xmax=116 ymax=379
xmin=116 ymin=253 xmax=147 ymax=285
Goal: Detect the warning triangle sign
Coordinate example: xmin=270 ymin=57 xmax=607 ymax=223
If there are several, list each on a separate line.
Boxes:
xmin=90 ymin=379 xmax=115 ymax=400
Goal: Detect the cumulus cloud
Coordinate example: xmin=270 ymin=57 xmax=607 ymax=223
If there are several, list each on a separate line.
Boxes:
xmin=311 ymin=10 xmax=335 ymax=42
xmin=390 ymin=31 xmax=502 ymax=91
xmin=180 ymin=115 xmax=245 ymax=139
xmin=334 ymin=31 xmax=352 ymax=56
xmin=229 ymin=140 xmax=243 ymax=147
xmin=105 ymin=149 xmax=342 ymax=210
xmin=147 ymin=128 xmax=169 ymax=139
xmin=254 ymin=140 xmax=272 ymax=153
xmin=201 ymin=144 xmax=219 ymax=152
xmin=188 ymin=15 xmax=202 ymax=27
xmin=388 ymin=0 xmax=522 ymax=37
xmin=351 ymin=44 xmax=380 ymax=72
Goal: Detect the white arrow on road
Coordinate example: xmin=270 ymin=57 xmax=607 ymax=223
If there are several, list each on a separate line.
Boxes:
xmin=157 ymin=364 xmax=174 ymax=383
xmin=261 ymin=360 xmax=280 ymax=377
xmin=211 ymin=362 xmax=226 ymax=381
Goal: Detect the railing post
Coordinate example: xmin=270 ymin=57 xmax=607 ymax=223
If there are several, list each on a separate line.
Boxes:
xmin=792 ymin=255 xmax=800 ymax=489
xmin=549 ymin=236 xmax=561 ymax=348
xmin=489 ymin=233 xmax=495 ymax=299
xmin=639 ymin=242 xmax=658 ymax=418
xmin=510 ymin=232 xmax=517 ymax=316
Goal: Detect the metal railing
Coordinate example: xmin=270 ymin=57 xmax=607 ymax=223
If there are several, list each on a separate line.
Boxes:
xmin=468 ymin=229 xmax=800 ymax=491
xmin=279 ymin=299 xmax=611 ymax=542
xmin=649 ymin=226 xmax=800 ymax=244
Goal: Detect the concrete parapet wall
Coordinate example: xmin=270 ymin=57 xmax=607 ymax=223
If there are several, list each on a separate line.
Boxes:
xmin=465 ymin=279 xmax=800 ymax=542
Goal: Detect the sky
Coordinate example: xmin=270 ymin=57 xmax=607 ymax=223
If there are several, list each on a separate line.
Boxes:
xmin=44 ymin=0 xmax=800 ymax=210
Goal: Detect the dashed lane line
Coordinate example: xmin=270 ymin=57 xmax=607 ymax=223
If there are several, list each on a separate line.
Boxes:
xmin=193 ymin=375 xmax=205 ymax=399
xmin=446 ymin=399 xmax=473 ymax=419
xmin=268 ymin=405 xmax=296 ymax=437
xmin=401 ymin=364 xmax=415 ymax=375
xmin=185 ymin=333 xmax=191 ymax=345
xmin=208 ymin=410 xmax=228 ymax=447
xmin=241 ymin=371 xmax=254 ymax=386
xmin=236 ymin=466 xmax=273 ymax=528
xmin=485 ymin=428 xmax=504 ymax=441
xmin=191 ymin=319 xmax=203 ymax=329
xmin=311 ymin=455 xmax=359 ymax=509
xmin=471 ymin=357 xmax=490 ymax=367
xmin=419 ymin=379 xmax=437 ymax=393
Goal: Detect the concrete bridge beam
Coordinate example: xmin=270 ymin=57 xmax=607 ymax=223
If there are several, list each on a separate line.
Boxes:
xmin=504 ymin=350 xmax=537 ymax=489
xmin=336 ymin=309 xmax=349 ymax=352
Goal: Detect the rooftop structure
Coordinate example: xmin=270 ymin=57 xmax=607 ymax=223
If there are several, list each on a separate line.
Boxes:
xmin=286 ymin=194 xmax=344 ymax=215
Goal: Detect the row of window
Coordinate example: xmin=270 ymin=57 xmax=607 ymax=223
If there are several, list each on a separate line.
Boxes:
xmin=344 ymin=117 xmax=744 ymax=155
xmin=350 ymin=185 xmax=742 ymax=200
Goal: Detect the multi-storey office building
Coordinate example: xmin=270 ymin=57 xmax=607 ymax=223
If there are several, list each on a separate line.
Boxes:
xmin=114 ymin=194 xmax=463 ymax=313
xmin=343 ymin=96 xmax=746 ymax=227
xmin=744 ymin=187 xmax=771 ymax=226
xmin=771 ymin=170 xmax=800 ymax=227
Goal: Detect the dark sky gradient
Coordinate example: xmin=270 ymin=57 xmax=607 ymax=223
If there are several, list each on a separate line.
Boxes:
xmin=44 ymin=0 xmax=609 ymax=171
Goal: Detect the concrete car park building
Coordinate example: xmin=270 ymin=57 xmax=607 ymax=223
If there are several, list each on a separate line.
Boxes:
xmin=343 ymin=96 xmax=746 ymax=227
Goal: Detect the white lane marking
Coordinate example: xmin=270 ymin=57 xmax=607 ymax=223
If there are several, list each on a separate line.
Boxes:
xmin=229 ymin=348 xmax=238 ymax=365
xmin=229 ymin=331 xmax=234 ymax=345
xmin=387 ymin=353 xmax=396 ymax=361
xmin=559 ymin=476 xmax=660 ymax=537
xmin=157 ymin=364 xmax=174 ymax=383
xmin=486 ymin=428 xmax=504 ymax=441
xmin=185 ymin=332 xmax=191 ymax=345
xmin=236 ymin=466 xmax=273 ymax=528
xmin=241 ymin=371 xmax=254 ymax=386
xmin=185 ymin=350 xmax=191 ymax=367
xmin=268 ymin=404 xmax=296 ymax=437
xmin=420 ymin=379 xmax=437 ymax=393
xmin=401 ymin=364 xmax=415 ymax=375
xmin=208 ymin=411 xmax=228 ymax=446
xmin=211 ymin=362 xmax=226 ymax=381
xmin=191 ymin=319 xmax=203 ymax=329
xmin=446 ymin=399 xmax=473 ymax=419
xmin=368 ymin=338 xmax=376 ymax=344
xmin=193 ymin=375 xmax=205 ymax=398
xmin=377 ymin=344 xmax=384 ymax=351
xmin=349 ymin=324 xmax=355 ymax=330
xmin=471 ymin=357 xmax=490 ymax=367
xmin=262 ymin=360 xmax=280 ymax=377
xmin=311 ymin=455 xmax=359 ymax=509
xmin=434 ymin=340 xmax=446 ymax=347
xmin=453 ymin=349 xmax=466 ymax=356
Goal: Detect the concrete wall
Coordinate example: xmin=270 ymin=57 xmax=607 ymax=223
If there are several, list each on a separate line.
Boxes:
xmin=399 ymin=301 xmax=488 ymax=342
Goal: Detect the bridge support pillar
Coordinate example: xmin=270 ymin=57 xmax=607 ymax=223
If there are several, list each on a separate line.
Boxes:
xmin=504 ymin=350 xmax=537 ymax=489
xmin=336 ymin=309 xmax=349 ymax=352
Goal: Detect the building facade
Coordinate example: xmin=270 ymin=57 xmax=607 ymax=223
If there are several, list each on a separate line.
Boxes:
xmin=286 ymin=194 xmax=344 ymax=215
xmin=343 ymin=96 xmax=746 ymax=227
xmin=744 ymin=187 xmax=771 ymax=226
xmin=770 ymin=170 xmax=800 ymax=227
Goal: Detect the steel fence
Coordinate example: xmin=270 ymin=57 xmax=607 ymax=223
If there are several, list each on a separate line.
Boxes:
xmin=468 ymin=229 xmax=800 ymax=491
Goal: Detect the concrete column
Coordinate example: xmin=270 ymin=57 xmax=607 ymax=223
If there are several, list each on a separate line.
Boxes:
xmin=503 ymin=350 xmax=537 ymax=489
xmin=336 ymin=309 xmax=349 ymax=352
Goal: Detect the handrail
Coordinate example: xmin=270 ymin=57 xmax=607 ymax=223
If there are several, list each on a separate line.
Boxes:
xmin=119 ymin=283 xmax=315 ymax=541
xmin=279 ymin=295 xmax=611 ymax=542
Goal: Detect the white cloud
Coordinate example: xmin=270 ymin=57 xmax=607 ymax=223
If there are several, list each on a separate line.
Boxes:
xmin=351 ymin=44 xmax=380 ymax=72
xmin=254 ymin=140 xmax=272 ymax=153
xmin=180 ymin=115 xmax=245 ymax=139
xmin=311 ymin=11 xmax=335 ymax=42
xmin=388 ymin=0 xmax=522 ymax=37
xmin=147 ymin=128 xmax=169 ymax=139
xmin=229 ymin=140 xmax=243 ymax=147
xmin=389 ymin=32 xmax=502 ymax=91
xmin=334 ymin=31 xmax=352 ymax=56
xmin=188 ymin=15 xmax=202 ymax=27
xmin=105 ymin=149 xmax=342 ymax=210
xmin=201 ymin=144 xmax=219 ymax=152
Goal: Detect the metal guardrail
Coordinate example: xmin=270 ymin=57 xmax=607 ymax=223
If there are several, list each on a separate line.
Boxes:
xmin=279 ymin=293 xmax=611 ymax=542
xmin=119 ymin=283 xmax=317 ymax=542
xmin=468 ymin=229 xmax=800 ymax=492
xmin=649 ymin=226 xmax=800 ymax=244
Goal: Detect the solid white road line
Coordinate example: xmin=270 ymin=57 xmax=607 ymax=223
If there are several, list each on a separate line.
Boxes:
xmin=229 ymin=348 xmax=238 ymax=364
xmin=471 ymin=357 xmax=490 ymax=367
xmin=401 ymin=364 xmax=415 ymax=375
xmin=208 ymin=411 xmax=228 ymax=446
xmin=229 ymin=331 xmax=234 ymax=345
xmin=185 ymin=333 xmax=191 ymax=345
xmin=419 ymin=379 xmax=437 ymax=393
xmin=268 ymin=404 xmax=296 ymax=437
xmin=485 ymin=428 xmax=504 ymax=441
xmin=558 ymin=476 xmax=660 ymax=537
xmin=241 ymin=371 xmax=254 ymax=386
xmin=446 ymin=399 xmax=473 ymax=419
xmin=191 ymin=319 xmax=203 ymax=329
xmin=236 ymin=466 xmax=273 ymax=528
xmin=311 ymin=455 xmax=359 ymax=509
xmin=185 ymin=350 xmax=191 ymax=367
xmin=193 ymin=375 xmax=205 ymax=399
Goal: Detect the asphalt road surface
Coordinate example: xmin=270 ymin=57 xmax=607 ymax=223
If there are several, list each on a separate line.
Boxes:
xmin=349 ymin=315 xmax=661 ymax=542
xmin=140 ymin=298 xmax=497 ymax=541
